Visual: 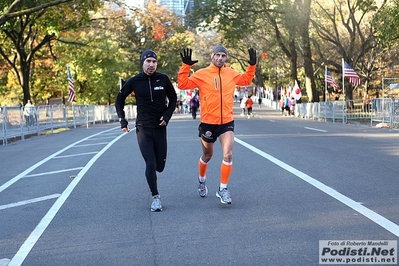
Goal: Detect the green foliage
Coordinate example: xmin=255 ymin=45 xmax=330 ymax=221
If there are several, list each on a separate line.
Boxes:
xmin=25 ymin=1 xmax=193 ymax=105
xmin=372 ymin=1 xmax=399 ymax=47
xmin=3 ymin=0 xmax=397 ymax=106
xmin=0 ymin=0 xmax=102 ymax=105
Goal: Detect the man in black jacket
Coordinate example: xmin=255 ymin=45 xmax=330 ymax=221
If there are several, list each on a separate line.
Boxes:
xmin=115 ymin=49 xmax=177 ymax=212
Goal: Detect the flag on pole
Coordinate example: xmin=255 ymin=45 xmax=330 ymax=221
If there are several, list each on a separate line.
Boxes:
xmin=67 ymin=65 xmax=75 ymax=102
xmin=343 ymin=61 xmax=361 ymax=86
xmin=325 ymin=69 xmax=339 ymax=90
xmin=286 ymin=85 xmax=292 ymax=97
xmin=291 ymin=80 xmax=302 ymax=100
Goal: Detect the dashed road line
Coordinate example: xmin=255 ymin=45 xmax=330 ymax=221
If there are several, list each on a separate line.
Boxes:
xmin=304 ymin=127 xmax=327 ymax=132
xmin=0 ymin=194 xmax=61 ymax=210
xmin=54 ymin=152 xmax=99 ymax=158
xmin=23 ymin=167 xmax=84 ymax=178
xmin=0 ymin=128 xmax=118 ymax=194
xmin=73 ymin=142 xmax=110 ymax=147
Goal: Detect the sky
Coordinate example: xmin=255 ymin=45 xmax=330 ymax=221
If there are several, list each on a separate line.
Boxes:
xmin=125 ymin=0 xmax=144 ymax=7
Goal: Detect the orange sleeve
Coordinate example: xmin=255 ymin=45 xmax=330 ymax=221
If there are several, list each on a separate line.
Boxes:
xmin=234 ymin=65 xmax=256 ymax=86
xmin=178 ymin=63 xmax=201 ymax=90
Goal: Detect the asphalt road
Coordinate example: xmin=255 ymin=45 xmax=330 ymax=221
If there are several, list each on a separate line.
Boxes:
xmin=1 ymin=103 xmax=399 ymax=266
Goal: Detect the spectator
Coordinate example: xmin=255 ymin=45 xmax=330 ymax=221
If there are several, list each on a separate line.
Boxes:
xmin=281 ymin=95 xmax=286 ymax=116
xmin=290 ymin=97 xmax=296 ymax=117
xmin=240 ymin=95 xmax=247 ymax=117
xmin=245 ymin=95 xmax=254 ymax=119
xmin=24 ymin=100 xmax=35 ymax=127
xmin=190 ymin=95 xmax=199 ymax=119
xmin=284 ymin=95 xmax=291 ymax=116
xmin=363 ymin=94 xmax=370 ymax=112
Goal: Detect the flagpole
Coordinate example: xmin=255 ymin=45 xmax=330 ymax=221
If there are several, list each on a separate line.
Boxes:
xmin=342 ymin=58 xmax=345 ymax=102
xmin=325 ymin=65 xmax=327 ymax=102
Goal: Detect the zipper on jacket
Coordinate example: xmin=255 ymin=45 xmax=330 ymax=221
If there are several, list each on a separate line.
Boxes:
xmin=148 ymin=76 xmax=153 ymax=102
xmin=219 ymin=68 xmax=223 ymax=124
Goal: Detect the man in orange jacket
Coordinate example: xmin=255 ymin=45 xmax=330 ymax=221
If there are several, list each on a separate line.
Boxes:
xmin=178 ymin=44 xmax=256 ymax=204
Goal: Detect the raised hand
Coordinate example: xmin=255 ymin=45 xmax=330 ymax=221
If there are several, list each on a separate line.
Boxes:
xmin=180 ymin=48 xmax=198 ymax=66
xmin=248 ymin=48 xmax=256 ymax=66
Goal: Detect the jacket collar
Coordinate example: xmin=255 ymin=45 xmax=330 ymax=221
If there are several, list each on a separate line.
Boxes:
xmin=209 ymin=63 xmax=225 ymax=70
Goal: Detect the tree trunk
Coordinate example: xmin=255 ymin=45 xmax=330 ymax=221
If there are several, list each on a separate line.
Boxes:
xmin=289 ymin=39 xmax=297 ymax=85
xmin=21 ymin=60 xmax=31 ymax=104
xmin=255 ymin=64 xmax=264 ymax=88
xmin=298 ymin=0 xmax=318 ymax=102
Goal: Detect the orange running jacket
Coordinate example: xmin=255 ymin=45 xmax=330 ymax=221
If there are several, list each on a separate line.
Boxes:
xmin=178 ymin=63 xmax=256 ymax=125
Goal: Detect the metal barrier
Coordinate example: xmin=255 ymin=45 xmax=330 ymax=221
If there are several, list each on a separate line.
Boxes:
xmin=292 ymin=98 xmax=399 ymax=129
xmin=261 ymin=97 xmax=399 ymax=129
xmin=0 ymin=104 xmax=137 ymax=145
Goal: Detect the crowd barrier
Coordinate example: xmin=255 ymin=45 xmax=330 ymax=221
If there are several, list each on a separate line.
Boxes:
xmin=2 ymin=98 xmax=398 ymax=145
xmin=260 ymin=97 xmax=399 ymax=129
xmin=0 ymin=104 xmax=137 ymax=145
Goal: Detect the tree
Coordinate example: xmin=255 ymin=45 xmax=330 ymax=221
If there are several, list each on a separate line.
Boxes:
xmin=296 ymin=0 xmax=318 ymax=102
xmin=372 ymin=0 xmax=399 ymax=45
xmin=0 ymin=0 xmax=101 ymax=104
xmin=51 ymin=1 xmax=192 ymax=105
xmin=0 ymin=0 xmax=74 ymax=26
xmin=191 ymin=0 xmax=319 ymax=101
xmin=121 ymin=1 xmax=192 ymax=80
xmin=311 ymin=0 xmax=387 ymax=100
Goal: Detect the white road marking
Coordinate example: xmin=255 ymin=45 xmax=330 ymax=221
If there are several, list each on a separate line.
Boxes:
xmin=89 ymin=136 xmax=119 ymax=140
xmin=6 ymin=127 xmax=128 ymax=266
xmin=23 ymin=167 xmax=84 ymax=178
xmin=73 ymin=142 xmax=109 ymax=147
xmin=0 ymin=128 xmax=118 ymax=193
xmin=54 ymin=152 xmax=99 ymax=158
xmin=304 ymin=127 xmax=327 ymax=132
xmin=0 ymin=194 xmax=61 ymax=210
xmin=235 ymin=137 xmax=399 ymax=237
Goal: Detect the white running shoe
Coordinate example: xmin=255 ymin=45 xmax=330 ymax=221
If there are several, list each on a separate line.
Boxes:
xmin=216 ymin=188 xmax=232 ymax=204
xmin=151 ymin=195 xmax=162 ymax=212
xmin=198 ymin=181 xmax=208 ymax=197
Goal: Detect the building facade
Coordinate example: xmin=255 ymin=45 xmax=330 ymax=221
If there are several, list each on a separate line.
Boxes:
xmin=144 ymin=0 xmax=199 ymax=25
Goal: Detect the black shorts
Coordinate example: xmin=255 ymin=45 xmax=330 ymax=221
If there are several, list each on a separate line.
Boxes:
xmin=198 ymin=121 xmax=234 ymax=143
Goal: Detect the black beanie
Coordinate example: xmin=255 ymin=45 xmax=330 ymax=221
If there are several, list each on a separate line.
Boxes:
xmin=212 ymin=44 xmax=228 ymax=55
xmin=141 ymin=50 xmax=157 ymax=65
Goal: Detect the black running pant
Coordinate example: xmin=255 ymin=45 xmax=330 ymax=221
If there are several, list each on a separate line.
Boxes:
xmin=136 ymin=126 xmax=167 ymax=196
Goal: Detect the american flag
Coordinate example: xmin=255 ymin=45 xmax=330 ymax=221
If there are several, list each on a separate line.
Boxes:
xmin=67 ymin=65 xmax=75 ymax=102
xmin=343 ymin=61 xmax=361 ymax=86
xmin=325 ymin=69 xmax=339 ymax=90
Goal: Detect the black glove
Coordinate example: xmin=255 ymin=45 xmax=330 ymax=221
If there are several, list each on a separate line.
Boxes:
xmin=120 ymin=118 xmax=128 ymax=129
xmin=248 ymin=48 xmax=257 ymax=66
xmin=180 ymin=48 xmax=198 ymax=66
